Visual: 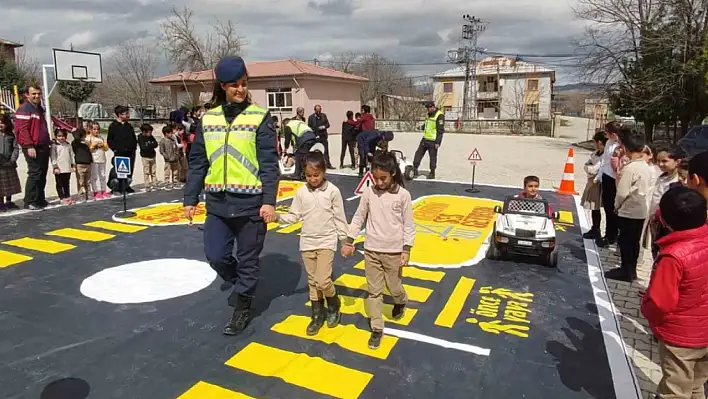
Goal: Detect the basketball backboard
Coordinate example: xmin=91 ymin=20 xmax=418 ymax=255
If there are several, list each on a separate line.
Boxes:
xmin=52 ymin=49 xmax=103 ymax=83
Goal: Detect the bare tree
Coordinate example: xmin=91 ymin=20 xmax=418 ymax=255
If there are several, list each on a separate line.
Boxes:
xmin=160 ymin=6 xmax=246 ymax=71
xmin=14 ymin=47 xmax=40 ymax=84
xmin=107 ymin=39 xmax=158 ymax=115
xmin=326 ymin=52 xmax=360 ymax=74
xmin=503 ymin=80 xmax=549 ymax=133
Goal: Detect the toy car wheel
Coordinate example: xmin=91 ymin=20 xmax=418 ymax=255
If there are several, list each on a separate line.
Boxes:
xmin=404 ymin=165 xmax=415 ymax=180
xmin=543 ymin=250 xmax=558 ymax=268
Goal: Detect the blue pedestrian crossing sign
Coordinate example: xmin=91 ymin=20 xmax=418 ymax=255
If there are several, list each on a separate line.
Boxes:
xmin=115 ymin=156 xmax=131 ymax=179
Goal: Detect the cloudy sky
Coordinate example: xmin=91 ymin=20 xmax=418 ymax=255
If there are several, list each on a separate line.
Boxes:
xmin=0 ymin=0 xmax=586 ymax=84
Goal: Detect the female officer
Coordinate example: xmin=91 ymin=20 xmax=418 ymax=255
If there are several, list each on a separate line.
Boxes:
xmin=183 ymin=56 xmax=279 ymax=336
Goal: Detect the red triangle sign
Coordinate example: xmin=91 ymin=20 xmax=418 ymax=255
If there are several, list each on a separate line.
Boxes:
xmin=468 ymin=148 xmax=483 ymax=162
xmin=354 ymin=171 xmax=376 ymax=195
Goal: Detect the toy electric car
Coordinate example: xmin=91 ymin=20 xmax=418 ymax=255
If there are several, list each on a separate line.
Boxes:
xmin=486 ymin=195 xmax=560 ymax=267
xmin=389 ymin=150 xmax=415 ymax=180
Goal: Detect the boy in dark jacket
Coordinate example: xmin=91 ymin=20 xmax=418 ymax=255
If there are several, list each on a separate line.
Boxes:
xmin=107 ymin=105 xmax=137 ymax=193
xmin=356 ymin=130 xmax=393 ymax=177
xmin=340 ymin=111 xmax=358 ymax=169
xmin=641 ymin=186 xmax=708 ymax=399
xmin=137 ymin=123 xmax=158 ymax=191
xmin=71 ymin=129 xmax=92 ymax=201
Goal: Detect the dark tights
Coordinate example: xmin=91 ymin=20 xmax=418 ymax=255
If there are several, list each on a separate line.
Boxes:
xmin=591 ymin=210 xmax=601 ymax=230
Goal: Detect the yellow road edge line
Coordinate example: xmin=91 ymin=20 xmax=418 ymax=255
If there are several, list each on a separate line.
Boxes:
xmin=0 ymin=249 xmax=33 ymax=268
xmin=176 ymin=381 xmax=258 ymax=399
xmin=353 ymin=260 xmax=445 ymax=282
xmin=271 ymin=315 xmax=398 ymax=360
xmin=306 ymin=295 xmax=417 ymax=326
xmin=3 ymin=237 xmax=76 ymax=254
xmin=334 ymin=273 xmax=433 ymax=303
xmin=84 ymin=220 xmax=148 ymax=233
xmin=277 ymin=222 xmax=302 ymax=234
xmin=434 ymin=277 xmax=476 ymax=328
xmin=225 ymin=342 xmax=373 ymax=399
xmin=45 ymin=228 xmax=115 ymax=242
xmin=558 ymin=210 xmax=574 ymax=225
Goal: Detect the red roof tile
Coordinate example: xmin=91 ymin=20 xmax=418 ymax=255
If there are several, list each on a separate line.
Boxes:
xmin=150 ymin=59 xmax=368 ymax=84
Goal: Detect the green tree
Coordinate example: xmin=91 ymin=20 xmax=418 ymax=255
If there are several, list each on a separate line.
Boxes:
xmin=57 ymin=80 xmax=95 ymax=124
xmin=0 ymin=56 xmax=27 ymax=90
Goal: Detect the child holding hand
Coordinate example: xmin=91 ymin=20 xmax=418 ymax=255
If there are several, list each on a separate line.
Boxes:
xmin=342 ymin=152 xmax=415 ymax=349
xmin=278 ymin=151 xmax=349 ymax=336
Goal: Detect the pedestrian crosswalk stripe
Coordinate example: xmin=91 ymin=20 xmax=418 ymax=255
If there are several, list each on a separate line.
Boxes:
xmin=177 ymin=381 xmax=257 ymax=399
xmin=353 ymin=260 xmax=445 ymax=282
xmin=435 ymin=277 xmax=476 ymax=328
xmin=277 ymin=222 xmax=302 ymax=234
xmin=334 ymin=274 xmax=433 ymax=303
xmin=225 ymin=342 xmax=373 ymax=399
xmin=306 ymin=295 xmax=418 ymax=326
xmin=271 ymin=315 xmax=398 ymax=360
xmin=0 ymin=249 xmax=32 ymax=268
xmin=84 ymin=220 xmax=148 ymax=233
xmin=45 ymin=228 xmax=115 ymax=242
xmin=3 ymin=237 xmax=76 ymax=254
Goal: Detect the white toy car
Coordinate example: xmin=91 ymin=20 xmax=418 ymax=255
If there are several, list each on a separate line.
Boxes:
xmin=486 ymin=195 xmax=560 ymax=267
xmin=389 ymin=150 xmax=415 ymax=180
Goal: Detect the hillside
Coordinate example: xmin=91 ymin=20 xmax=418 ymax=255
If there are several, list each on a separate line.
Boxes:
xmin=554 ymin=83 xmax=604 ymax=93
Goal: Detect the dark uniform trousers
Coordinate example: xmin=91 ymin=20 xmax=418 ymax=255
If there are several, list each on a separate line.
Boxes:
xmin=204 ymin=212 xmax=267 ymax=308
xmin=413 ymin=139 xmax=438 ymax=171
xmin=294 ymin=139 xmax=316 ymax=179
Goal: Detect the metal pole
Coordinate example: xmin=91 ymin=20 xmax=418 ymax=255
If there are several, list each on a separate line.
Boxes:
xmin=465 ymin=162 xmax=480 ymax=193
xmin=41 ymin=65 xmax=53 ymax=133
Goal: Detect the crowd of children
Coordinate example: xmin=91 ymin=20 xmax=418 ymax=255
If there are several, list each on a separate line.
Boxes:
xmin=578 ymin=121 xmax=708 ymax=399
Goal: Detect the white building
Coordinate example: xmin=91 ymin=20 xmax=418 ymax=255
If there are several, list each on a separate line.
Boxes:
xmin=432 ymin=56 xmax=555 ymax=121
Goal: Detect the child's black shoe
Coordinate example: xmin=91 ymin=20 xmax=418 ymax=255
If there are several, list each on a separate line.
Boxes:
xmin=307 ymin=299 xmax=326 ymax=336
xmin=325 ymin=295 xmax=341 ymax=328
xmin=392 ymin=304 xmax=405 ymax=320
xmin=368 ymin=330 xmax=383 ymax=349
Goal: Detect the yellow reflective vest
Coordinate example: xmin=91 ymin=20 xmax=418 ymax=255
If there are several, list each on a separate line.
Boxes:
xmin=286 ymin=119 xmax=312 ymax=138
xmin=201 ymin=104 xmax=267 ymax=194
xmin=423 ymin=110 xmax=443 ymax=141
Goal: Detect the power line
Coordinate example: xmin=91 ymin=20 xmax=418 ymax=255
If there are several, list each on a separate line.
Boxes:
xmin=447 ymin=15 xmax=488 ymax=120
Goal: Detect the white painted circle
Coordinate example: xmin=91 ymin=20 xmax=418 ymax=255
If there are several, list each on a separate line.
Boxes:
xmin=80 ymin=258 xmax=217 ymax=304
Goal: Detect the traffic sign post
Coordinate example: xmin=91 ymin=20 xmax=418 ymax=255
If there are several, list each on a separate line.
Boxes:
xmin=114 ymin=156 xmax=136 ymax=218
xmin=466 ymin=148 xmax=482 ymax=193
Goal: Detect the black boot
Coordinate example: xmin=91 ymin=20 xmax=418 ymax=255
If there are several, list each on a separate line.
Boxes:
xmin=413 ymin=168 xmax=420 ymax=178
xmin=582 ymin=228 xmax=600 ymax=240
xmin=325 ymin=294 xmax=341 ymax=328
xmin=307 ymin=299 xmax=326 ymax=336
xmin=368 ymin=329 xmax=383 ymax=349
xmin=427 ymin=170 xmax=435 ymax=180
xmin=223 ymin=295 xmax=251 ymax=336
xmin=392 ymin=304 xmax=405 ymax=320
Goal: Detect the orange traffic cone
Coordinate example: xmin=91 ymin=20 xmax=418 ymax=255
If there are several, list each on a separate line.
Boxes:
xmin=556 ymin=147 xmax=578 ymax=195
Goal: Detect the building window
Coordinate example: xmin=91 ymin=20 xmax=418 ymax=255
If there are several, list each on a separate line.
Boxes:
xmin=527 ymin=79 xmax=539 ymax=91
xmin=266 ymin=88 xmax=293 ymax=112
xmin=526 ymin=103 xmax=539 ymax=119
xmin=443 ymin=82 xmax=453 ymax=93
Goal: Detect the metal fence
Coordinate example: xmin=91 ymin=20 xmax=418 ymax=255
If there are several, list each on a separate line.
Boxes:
xmin=0 ymin=87 xmax=16 ymax=114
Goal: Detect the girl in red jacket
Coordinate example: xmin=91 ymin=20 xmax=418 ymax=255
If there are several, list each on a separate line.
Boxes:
xmin=641 ymin=186 xmax=708 ymax=399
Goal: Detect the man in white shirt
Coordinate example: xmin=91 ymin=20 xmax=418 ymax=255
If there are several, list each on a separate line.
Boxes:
xmin=593 ymin=122 xmax=621 ymax=247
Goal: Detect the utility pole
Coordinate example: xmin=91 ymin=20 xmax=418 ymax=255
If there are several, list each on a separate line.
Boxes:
xmin=447 ymin=15 xmax=487 ymax=120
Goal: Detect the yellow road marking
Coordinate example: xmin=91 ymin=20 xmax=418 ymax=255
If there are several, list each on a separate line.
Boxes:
xmin=334 ymin=274 xmax=433 ymax=303
xmin=226 ymin=342 xmax=373 ymax=399
xmin=277 ymin=222 xmax=302 ymax=234
xmin=306 ymin=295 xmax=418 ymax=326
xmin=177 ymin=381 xmax=257 ymax=399
xmin=0 ymin=250 xmax=32 ymax=268
xmin=45 ymin=228 xmax=115 ymax=242
xmin=84 ymin=220 xmax=148 ymax=233
xmin=3 ymin=237 xmax=76 ymax=254
xmin=353 ymin=260 xmax=445 ymax=282
xmin=271 ymin=315 xmax=398 ymax=360
xmin=558 ymin=211 xmax=574 ymax=224
xmin=435 ymin=277 xmax=476 ymax=328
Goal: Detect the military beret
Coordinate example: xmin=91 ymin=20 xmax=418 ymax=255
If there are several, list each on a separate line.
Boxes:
xmin=423 ymin=101 xmax=435 ymax=108
xmin=215 ymin=56 xmax=247 ymax=83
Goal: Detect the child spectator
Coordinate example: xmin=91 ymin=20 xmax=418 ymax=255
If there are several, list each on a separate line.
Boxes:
xmin=596 ymin=122 xmax=622 ymax=247
xmin=687 ymin=150 xmax=708 ymax=201
xmin=50 ymin=129 xmax=75 ymax=205
xmin=581 ymin=131 xmax=606 ymax=239
xmin=137 ymin=124 xmax=158 ymax=191
xmin=72 ymin=128 xmax=93 ymax=201
xmin=677 ymin=158 xmax=689 ymax=186
xmin=159 ymin=125 xmax=180 ymax=189
xmin=606 ymin=131 xmax=652 ymax=282
xmin=643 ymin=147 xmax=684 ymax=259
xmin=342 ymin=152 xmax=415 ymax=349
xmin=86 ymin=121 xmax=108 ymax=199
xmin=278 ymin=151 xmax=349 ymax=335
xmin=174 ymin=123 xmax=188 ymax=184
xmin=641 ymin=186 xmax=708 ymax=399
xmin=518 ymin=175 xmax=543 ymax=199
xmin=0 ymin=113 xmax=21 ymax=211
